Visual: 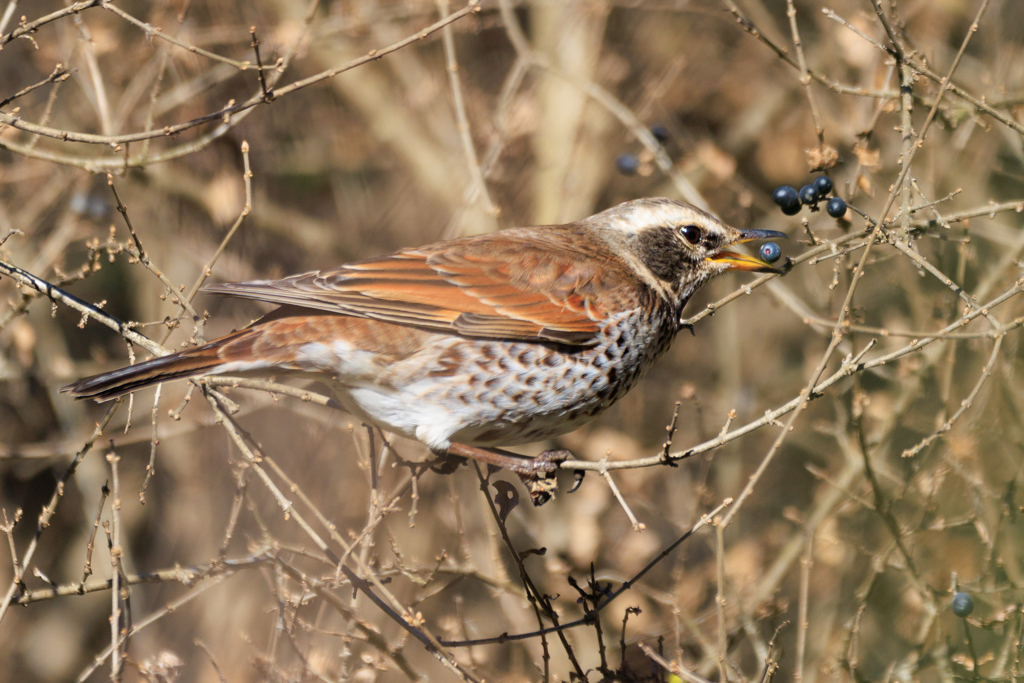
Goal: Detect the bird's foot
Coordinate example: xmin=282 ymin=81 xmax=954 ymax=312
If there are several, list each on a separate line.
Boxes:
xmin=506 ymin=448 xmax=570 ymax=475
xmin=509 ymin=449 xmax=571 ymax=507
xmin=444 ymin=443 xmax=572 ymax=506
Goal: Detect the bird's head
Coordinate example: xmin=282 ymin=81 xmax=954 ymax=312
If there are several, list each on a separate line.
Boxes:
xmin=591 ymin=197 xmax=788 ymax=309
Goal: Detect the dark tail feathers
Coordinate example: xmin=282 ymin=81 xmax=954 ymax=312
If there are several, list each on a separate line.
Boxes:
xmin=62 ymin=344 xmax=227 ymax=402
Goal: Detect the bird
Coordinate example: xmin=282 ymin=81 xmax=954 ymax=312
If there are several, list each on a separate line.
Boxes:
xmin=63 ymin=198 xmax=787 ymax=504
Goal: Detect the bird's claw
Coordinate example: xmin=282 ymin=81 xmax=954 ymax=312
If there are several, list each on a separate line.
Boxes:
xmin=567 ymin=469 xmax=586 ymax=493
xmin=512 ymin=449 xmax=572 ymax=506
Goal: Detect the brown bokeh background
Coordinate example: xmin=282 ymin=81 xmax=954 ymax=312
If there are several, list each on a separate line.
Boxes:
xmin=2 ymin=0 xmax=1024 ymax=681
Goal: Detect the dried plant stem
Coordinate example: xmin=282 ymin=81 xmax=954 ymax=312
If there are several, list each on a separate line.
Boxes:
xmin=716 ymin=522 xmax=729 ymax=683
xmin=557 ymin=271 xmax=1024 ymax=473
xmin=707 ymin=0 xmax=993 ymax=531
xmin=108 ymin=177 xmax=200 ymax=340
xmin=106 ymin=445 xmax=125 ymax=682
xmin=902 ymin=335 xmax=1003 ymax=458
xmin=601 ymin=468 xmax=645 ymax=532
xmin=204 ymin=391 xmax=481 ymax=682
xmin=441 ymin=499 xmax=731 ymax=648
xmin=794 ymin=534 xmax=813 ymax=683
xmin=785 ymin=0 xmax=823 ymax=142
xmin=438 ymin=0 xmax=497 ymax=228
xmin=497 ymin=0 xmax=707 ymax=209
xmin=640 ymin=641 xmax=715 ymax=683
xmin=0 ymin=260 xmax=164 ymax=356
xmin=81 ymin=482 xmax=109 ymax=584
xmin=16 ymin=551 xmax=273 ymax=605
xmin=472 ymin=463 xmax=570 ymax=680
xmin=0 ymin=0 xmax=17 ymax=35
xmin=181 ymin=141 xmax=253 ymax=307
xmin=0 ymin=2 xmax=481 ymax=171
xmin=137 ymin=383 xmax=161 ymax=504
xmin=0 ymin=64 xmax=70 ymax=109
xmin=76 ymin=573 xmax=232 ymax=682
xmin=0 ymin=404 xmax=119 ymax=623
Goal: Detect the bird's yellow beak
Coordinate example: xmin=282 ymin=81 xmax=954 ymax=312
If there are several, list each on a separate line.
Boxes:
xmin=707 ymin=228 xmax=788 ymax=273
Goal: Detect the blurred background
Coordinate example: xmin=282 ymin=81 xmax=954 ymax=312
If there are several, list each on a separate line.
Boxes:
xmin=1 ymin=0 xmax=1024 ymax=681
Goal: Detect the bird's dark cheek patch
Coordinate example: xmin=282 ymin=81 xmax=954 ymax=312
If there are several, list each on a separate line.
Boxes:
xmin=636 ymin=227 xmax=695 ymax=282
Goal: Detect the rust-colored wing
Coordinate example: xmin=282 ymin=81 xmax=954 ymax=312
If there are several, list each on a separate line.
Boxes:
xmin=202 ymin=229 xmax=636 ymax=346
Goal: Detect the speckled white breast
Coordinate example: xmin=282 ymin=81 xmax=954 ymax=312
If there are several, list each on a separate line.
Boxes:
xmin=318 ymin=307 xmax=678 ymax=452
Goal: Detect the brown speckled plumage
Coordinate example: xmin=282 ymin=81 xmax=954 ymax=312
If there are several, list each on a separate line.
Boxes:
xmin=63 ymin=198 xmax=785 ymax=503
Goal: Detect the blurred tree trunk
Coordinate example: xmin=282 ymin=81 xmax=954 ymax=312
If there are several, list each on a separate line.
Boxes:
xmin=530 ymin=0 xmax=613 ymax=224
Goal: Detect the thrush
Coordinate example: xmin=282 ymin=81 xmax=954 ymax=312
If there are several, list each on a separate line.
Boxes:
xmin=63 ymin=198 xmax=786 ymax=503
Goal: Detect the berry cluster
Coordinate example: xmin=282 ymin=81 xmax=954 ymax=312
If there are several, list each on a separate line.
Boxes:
xmin=616 ymin=124 xmax=671 ymax=176
xmin=772 ymin=176 xmax=847 ymax=219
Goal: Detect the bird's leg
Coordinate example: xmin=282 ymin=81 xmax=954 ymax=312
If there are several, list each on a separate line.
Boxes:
xmin=444 ymin=442 xmax=570 ymax=475
xmin=443 ymin=442 xmax=571 ymax=506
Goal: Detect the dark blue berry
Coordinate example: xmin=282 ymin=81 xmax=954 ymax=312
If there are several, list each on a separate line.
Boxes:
xmin=772 ymin=185 xmax=800 ymax=210
xmin=813 ymin=175 xmax=834 ymax=196
xmin=799 ymin=185 xmax=819 ymax=205
xmin=781 ymin=202 xmax=802 ymax=216
xmin=826 ymin=197 xmax=847 ymax=218
xmin=759 ymin=242 xmax=782 ymax=264
xmin=616 ymin=154 xmax=639 ymax=176
xmin=651 ymin=124 xmax=670 ymax=143
xmin=951 ymin=592 xmax=974 ymax=617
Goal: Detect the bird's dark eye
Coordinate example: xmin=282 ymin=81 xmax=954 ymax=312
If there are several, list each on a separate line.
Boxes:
xmin=680 ymin=225 xmax=702 ymax=245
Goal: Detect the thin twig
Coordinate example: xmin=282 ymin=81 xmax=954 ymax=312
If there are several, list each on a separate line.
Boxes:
xmin=0 ymin=3 xmax=481 ymax=149
xmin=0 ymin=0 xmax=101 ymax=48
xmin=0 ymin=404 xmax=119 ymax=623
xmin=438 ymin=0 xmax=497 ymax=225
xmin=137 ymin=384 xmax=161 ymax=504
xmin=108 ymin=178 xmax=202 ymax=340
xmin=249 ymin=27 xmax=272 ymax=101
xmin=76 ymin=573 xmax=233 ymax=682
xmin=106 ymin=444 xmax=126 ymax=682
xmin=82 ymin=482 xmax=110 ymax=584
xmin=178 ymin=140 xmax=253 ymax=331
xmin=794 ymin=534 xmax=813 ymax=683
xmin=713 ymin=0 xmax=993 ymax=529
xmin=716 ymin=523 xmax=729 ymax=683
xmin=0 ymin=259 xmax=164 ymax=356
xmin=440 ymin=499 xmax=732 ymax=647
xmin=600 ymin=467 xmax=645 ymax=532
xmin=205 ymin=390 xmax=481 ymax=682
xmin=785 ymin=0 xmax=824 ymax=143
xmin=0 ymin=63 xmax=71 ymax=109
xmin=640 ymin=641 xmax=714 ymax=683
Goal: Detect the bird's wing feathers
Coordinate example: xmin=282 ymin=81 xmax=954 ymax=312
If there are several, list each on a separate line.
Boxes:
xmin=202 ymin=232 xmax=632 ymax=346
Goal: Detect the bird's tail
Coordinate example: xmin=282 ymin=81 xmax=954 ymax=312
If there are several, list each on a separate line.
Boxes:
xmin=62 ymin=330 xmax=252 ymax=402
